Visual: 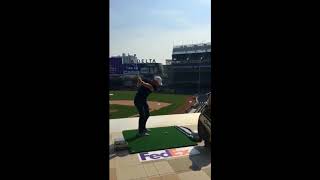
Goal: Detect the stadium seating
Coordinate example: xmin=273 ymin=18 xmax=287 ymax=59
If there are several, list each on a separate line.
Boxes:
xmin=194 ymin=92 xmax=211 ymax=112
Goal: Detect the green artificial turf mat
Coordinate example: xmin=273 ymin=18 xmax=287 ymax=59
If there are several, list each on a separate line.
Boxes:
xmin=122 ymin=126 xmax=197 ymax=154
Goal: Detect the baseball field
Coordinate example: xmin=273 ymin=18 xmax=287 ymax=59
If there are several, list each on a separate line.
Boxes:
xmin=109 ymin=91 xmax=195 ymax=119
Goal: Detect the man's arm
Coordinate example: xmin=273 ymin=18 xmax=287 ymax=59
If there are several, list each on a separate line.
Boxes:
xmin=141 ymin=81 xmax=154 ymax=91
xmin=137 ymin=77 xmax=154 ymax=91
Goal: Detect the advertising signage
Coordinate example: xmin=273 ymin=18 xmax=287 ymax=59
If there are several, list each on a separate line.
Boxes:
xmin=128 ymin=59 xmax=157 ymax=64
xmin=123 ymin=64 xmax=140 ymax=75
xmin=138 ymin=146 xmax=200 ymax=162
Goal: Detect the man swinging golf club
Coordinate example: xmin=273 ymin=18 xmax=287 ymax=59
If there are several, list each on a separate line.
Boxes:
xmin=134 ymin=75 xmax=163 ymax=137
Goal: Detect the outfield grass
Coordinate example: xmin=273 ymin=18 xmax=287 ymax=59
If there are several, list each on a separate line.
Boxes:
xmin=109 ymin=104 xmax=138 ymax=119
xmin=109 ymin=91 xmax=189 ymax=118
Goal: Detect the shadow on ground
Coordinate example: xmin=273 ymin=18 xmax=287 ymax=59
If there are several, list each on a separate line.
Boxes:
xmin=109 ymin=144 xmax=130 ymax=160
xmin=189 ymin=145 xmax=211 ymax=171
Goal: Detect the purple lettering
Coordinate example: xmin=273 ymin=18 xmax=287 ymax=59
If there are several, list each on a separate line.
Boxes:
xmin=150 ymin=154 xmax=160 ymax=159
xmin=160 ymin=150 xmax=171 ymax=158
xmin=139 ymin=152 xmax=150 ymax=160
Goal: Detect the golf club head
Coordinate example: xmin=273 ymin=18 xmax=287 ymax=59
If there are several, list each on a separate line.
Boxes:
xmin=191 ymin=133 xmax=201 ymax=142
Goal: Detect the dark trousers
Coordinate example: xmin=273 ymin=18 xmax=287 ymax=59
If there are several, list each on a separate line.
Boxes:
xmin=134 ymin=98 xmax=150 ymax=133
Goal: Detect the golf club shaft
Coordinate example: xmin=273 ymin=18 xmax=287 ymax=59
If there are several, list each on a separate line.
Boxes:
xmin=136 ymin=60 xmax=140 ymax=78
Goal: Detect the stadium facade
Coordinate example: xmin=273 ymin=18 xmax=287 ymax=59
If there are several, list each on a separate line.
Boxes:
xmin=109 ymin=42 xmax=212 ymax=94
xmin=109 ymin=56 xmax=123 ymax=76
xmin=109 ymin=54 xmax=163 ymax=89
xmin=167 ymin=42 xmax=211 ymax=94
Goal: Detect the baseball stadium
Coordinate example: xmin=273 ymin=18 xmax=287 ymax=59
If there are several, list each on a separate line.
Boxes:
xmin=109 ymin=43 xmax=213 ymax=180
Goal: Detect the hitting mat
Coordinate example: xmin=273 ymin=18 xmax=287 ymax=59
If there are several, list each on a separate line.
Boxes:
xmin=122 ymin=126 xmax=197 ymax=154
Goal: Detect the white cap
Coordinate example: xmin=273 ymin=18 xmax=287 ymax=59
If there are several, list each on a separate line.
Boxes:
xmin=154 ymin=76 xmax=163 ymax=86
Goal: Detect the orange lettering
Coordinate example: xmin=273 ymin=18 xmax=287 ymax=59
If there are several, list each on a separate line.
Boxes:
xmin=169 ymin=149 xmax=189 ymax=157
xmin=169 ymin=149 xmax=178 ymax=156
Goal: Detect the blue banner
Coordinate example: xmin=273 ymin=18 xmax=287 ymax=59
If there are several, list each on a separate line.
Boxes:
xmin=123 ymin=64 xmax=140 ymax=75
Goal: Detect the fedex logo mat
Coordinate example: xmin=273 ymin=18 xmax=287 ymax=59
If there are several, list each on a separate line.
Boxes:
xmin=138 ymin=146 xmax=200 ymax=162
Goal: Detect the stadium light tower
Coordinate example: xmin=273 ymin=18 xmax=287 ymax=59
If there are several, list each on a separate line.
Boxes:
xmin=199 ymin=56 xmax=203 ymax=94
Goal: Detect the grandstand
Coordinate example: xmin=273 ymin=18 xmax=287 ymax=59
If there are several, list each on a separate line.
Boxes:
xmin=167 ymin=42 xmax=211 ymax=94
xmin=194 ymin=92 xmax=211 ymax=112
xmin=108 ymin=43 xmax=212 ymax=95
xmin=172 ymin=43 xmax=211 ymax=56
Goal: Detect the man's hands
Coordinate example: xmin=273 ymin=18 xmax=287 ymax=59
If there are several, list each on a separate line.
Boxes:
xmin=137 ymin=76 xmax=142 ymax=87
xmin=136 ymin=77 xmax=154 ymax=91
xmin=137 ymin=76 xmax=142 ymax=83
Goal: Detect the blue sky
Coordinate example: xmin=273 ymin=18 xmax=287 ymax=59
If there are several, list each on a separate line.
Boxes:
xmin=110 ymin=0 xmax=211 ymax=64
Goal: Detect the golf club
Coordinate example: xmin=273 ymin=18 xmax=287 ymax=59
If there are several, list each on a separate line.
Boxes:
xmin=135 ymin=59 xmax=140 ymax=78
